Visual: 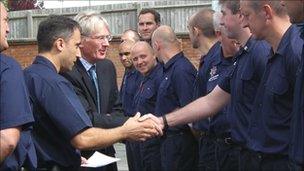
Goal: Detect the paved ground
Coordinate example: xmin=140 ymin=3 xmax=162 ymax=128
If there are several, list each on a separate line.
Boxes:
xmin=114 ymin=143 xmax=129 ymax=171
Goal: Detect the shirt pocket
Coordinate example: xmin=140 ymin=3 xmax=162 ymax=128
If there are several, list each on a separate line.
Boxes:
xmin=265 ymin=72 xmax=289 ymax=96
xmin=158 ymin=76 xmax=171 ymax=95
xmin=142 ymin=85 xmax=157 ymax=100
xmin=125 ymin=82 xmax=139 ymax=97
xmin=264 ymin=72 xmax=290 ymax=119
xmin=239 ymin=64 xmax=256 ymax=103
xmin=137 ymin=85 xmax=157 ymax=114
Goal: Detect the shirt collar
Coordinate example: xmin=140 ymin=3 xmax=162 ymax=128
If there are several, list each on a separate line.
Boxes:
xmin=233 ymin=36 xmax=254 ymax=60
xmin=80 ymin=57 xmax=95 ymax=72
xmin=145 ymin=62 xmax=162 ymax=79
xmin=276 ymin=25 xmax=299 ymax=57
xmin=201 ymin=41 xmax=221 ymax=65
xmin=296 ymin=22 xmax=304 ymax=40
xmin=210 ymin=42 xmax=222 ymax=65
xmin=33 ymin=55 xmax=57 ymax=73
xmin=220 ymin=50 xmax=234 ymax=66
xmin=164 ymin=51 xmax=184 ymax=70
xmin=209 ymin=46 xmax=233 ymax=67
xmin=242 ymin=36 xmax=255 ymax=53
xmin=125 ymin=66 xmax=137 ymax=75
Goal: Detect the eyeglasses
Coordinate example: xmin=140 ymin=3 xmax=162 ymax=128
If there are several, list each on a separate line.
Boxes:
xmin=84 ymin=35 xmax=113 ymax=42
xmin=119 ymin=52 xmax=131 ymax=57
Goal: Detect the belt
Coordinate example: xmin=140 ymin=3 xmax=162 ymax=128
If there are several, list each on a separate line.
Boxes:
xmin=36 ymin=165 xmax=61 ymax=171
xmin=289 ymin=161 xmax=304 ymax=170
xmin=164 ymin=129 xmax=191 ymax=138
xmin=215 ymin=137 xmax=234 ymax=145
xmin=249 ymin=150 xmax=288 ymax=160
xmin=196 ymin=132 xmax=235 ymax=144
xmin=37 ymin=164 xmax=78 ymax=171
xmin=197 ymin=130 xmax=209 ymax=138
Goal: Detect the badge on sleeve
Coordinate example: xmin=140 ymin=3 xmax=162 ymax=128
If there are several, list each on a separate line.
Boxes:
xmin=209 ymin=66 xmax=219 ymax=82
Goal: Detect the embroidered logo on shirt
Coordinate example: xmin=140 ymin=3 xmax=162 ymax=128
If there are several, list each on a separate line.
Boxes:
xmin=244 ymin=46 xmax=248 ymax=51
xmin=209 ymin=66 xmax=219 ymax=81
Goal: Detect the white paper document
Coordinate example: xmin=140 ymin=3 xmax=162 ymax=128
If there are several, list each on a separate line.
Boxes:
xmin=81 ymin=151 xmax=120 ymax=168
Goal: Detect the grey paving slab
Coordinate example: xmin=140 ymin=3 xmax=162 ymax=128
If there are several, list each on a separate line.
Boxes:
xmin=114 ymin=143 xmax=129 ymax=171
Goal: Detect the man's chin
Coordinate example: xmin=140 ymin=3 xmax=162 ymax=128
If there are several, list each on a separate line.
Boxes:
xmin=0 ymin=43 xmax=9 ymax=52
xmin=96 ymin=55 xmax=106 ymax=61
xmin=141 ymin=35 xmax=151 ymax=40
xmin=124 ymin=64 xmax=133 ymax=68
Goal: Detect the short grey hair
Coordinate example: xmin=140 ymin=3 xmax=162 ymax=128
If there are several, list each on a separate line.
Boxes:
xmin=74 ymin=11 xmax=110 ymax=36
xmin=213 ymin=11 xmax=222 ymax=32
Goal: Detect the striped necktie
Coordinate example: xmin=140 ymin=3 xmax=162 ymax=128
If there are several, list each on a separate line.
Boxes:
xmin=89 ymin=65 xmax=100 ymax=113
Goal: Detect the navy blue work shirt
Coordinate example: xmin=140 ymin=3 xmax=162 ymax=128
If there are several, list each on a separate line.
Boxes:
xmin=192 ymin=42 xmax=221 ymax=132
xmin=248 ymin=25 xmax=303 ymax=155
xmin=0 ymin=54 xmax=36 ymax=170
xmin=120 ymin=68 xmax=142 ymax=116
xmin=207 ymin=49 xmax=233 ymax=137
xmin=290 ymin=23 xmax=304 ymax=165
xmin=155 ymin=52 xmax=197 ymax=131
xmin=134 ymin=63 xmax=163 ymax=115
xmin=218 ymin=37 xmax=270 ymax=145
xmin=23 ymin=56 xmax=92 ymax=168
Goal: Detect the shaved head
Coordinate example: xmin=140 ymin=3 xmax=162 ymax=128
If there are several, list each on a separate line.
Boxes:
xmin=131 ymin=41 xmax=154 ymax=55
xmin=188 ymin=9 xmax=216 ymax=38
xmin=119 ymin=40 xmax=136 ymax=52
xmin=131 ymin=41 xmax=156 ymax=75
xmin=151 ymin=25 xmax=181 ymax=63
xmin=121 ymin=29 xmax=140 ymax=43
xmin=152 ymin=25 xmax=178 ymax=46
xmin=119 ymin=40 xmax=136 ymax=68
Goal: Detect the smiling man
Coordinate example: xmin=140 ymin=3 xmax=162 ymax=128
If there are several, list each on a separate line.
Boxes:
xmin=138 ymin=9 xmax=161 ymax=43
xmin=119 ymin=40 xmax=135 ymax=69
xmin=131 ymin=41 xmax=163 ymax=171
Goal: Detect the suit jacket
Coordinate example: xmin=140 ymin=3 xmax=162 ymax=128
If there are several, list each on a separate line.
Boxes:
xmin=61 ymin=58 xmax=128 ymax=156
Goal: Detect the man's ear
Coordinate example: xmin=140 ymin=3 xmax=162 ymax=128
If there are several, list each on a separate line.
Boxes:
xmin=54 ymin=38 xmax=65 ymax=52
xmin=153 ymin=40 xmax=160 ymax=51
xmin=193 ymin=26 xmax=201 ymax=36
xmin=215 ymin=30 xmax=222 ymax=39
xmin=263 ymin=4 xmax=273 ymax=20
xmin=152 ymin=54 xmax=157 ymax=60
xmin=76 ymin=48 xmax=82 ymax=57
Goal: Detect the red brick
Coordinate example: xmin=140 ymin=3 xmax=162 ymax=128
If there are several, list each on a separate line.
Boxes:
xmin=3 ymin=36 xmax=201 ymax=87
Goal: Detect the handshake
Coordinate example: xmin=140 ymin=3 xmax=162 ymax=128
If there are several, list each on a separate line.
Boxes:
xmin=120 ymin=113 xmax=166 ymax=141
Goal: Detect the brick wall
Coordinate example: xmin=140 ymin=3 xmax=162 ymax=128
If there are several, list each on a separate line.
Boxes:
xmin=3 ymin=36 xmax=201 ymax=87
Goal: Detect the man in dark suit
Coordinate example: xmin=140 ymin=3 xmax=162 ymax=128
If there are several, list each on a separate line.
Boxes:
xmin=61 ymin=11 xmax=128 ymax=171
xmin=63 ymin=57 xmax=127 ymax=130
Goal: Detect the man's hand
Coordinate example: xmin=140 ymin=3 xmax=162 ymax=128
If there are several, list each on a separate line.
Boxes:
xmin=139 ymin=115 xmax=163 ymax=136
xmin=81 ymin=156 xmax=88 ymax=165
xmin=138 ymin=114 xmax=164 ymax=131
xmin=122 ymin=113 xmax=161 ymax=141
xmin=0 ymin=127 xmax=21 ymax=163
